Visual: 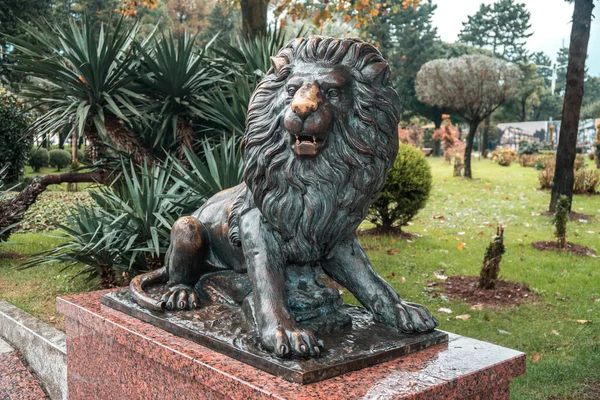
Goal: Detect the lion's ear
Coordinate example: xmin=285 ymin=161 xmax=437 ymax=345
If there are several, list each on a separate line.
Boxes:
xmin=362 ymin=61 xmax=390 ymax=86
xmin=270 ymin=56 xmax=288 ymax=75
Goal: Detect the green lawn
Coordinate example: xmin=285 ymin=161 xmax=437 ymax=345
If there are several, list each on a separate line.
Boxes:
xmin=355 ymin=157 xmax=600 ymax=400
xmin=0 ymin=234 xmax=97 ymax=330
xmin=1 ymin=157 xmax=599 ymax=399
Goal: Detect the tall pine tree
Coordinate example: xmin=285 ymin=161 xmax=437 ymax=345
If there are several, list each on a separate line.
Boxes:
xmin=459 ymin=0 xmax=532 ymax=63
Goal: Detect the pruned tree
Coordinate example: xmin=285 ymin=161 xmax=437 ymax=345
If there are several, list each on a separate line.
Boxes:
xmin=479 ymin=225 xmax=505 ymax=290
xmin=550 ymin=0 xmax=595 ymax=212
xmin=416 ymin=55 xmax=521 ymax=178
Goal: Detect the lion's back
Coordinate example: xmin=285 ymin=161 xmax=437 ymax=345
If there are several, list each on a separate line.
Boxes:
xmin=191 ymin=183 xmax=247 ymax=271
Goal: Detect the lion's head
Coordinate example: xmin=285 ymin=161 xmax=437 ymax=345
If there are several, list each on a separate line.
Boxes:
xmin=243 ymin=37 xmax=401 ymax=263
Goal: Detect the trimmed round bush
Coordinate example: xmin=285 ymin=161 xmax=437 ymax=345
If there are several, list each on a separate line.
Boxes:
xmin=48 ymin=149 xmax=72 ymax=171
xmin=369 ymin=144 xmax=432 ymax=233
xmin=28 ymin=148 xmax=49 ymax=172
xmin=76 ymin=150 xmax=86 ymax=164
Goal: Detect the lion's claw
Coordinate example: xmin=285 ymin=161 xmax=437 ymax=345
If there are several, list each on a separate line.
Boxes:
xmin=264 ymin=325 xmax=322 ymax=358
xmin=162 ymin=285 xmax=200 ymax=311
xmin=373 ymin=298 xmax=438 ymax=333
xmin=395 ymin=301 xmax=438 ymax=333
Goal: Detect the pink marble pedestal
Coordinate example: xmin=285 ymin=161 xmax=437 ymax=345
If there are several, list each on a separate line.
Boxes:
xmin=58 ymin=290 xmax=526 ymax=400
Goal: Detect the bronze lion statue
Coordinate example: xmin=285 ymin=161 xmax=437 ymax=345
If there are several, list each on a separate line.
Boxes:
xmin=130 ymin=36 xmax=438 ymax=358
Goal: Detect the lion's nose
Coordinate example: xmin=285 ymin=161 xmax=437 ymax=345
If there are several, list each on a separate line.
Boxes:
xmin=291 ymin=84 xmax=322 ymax=120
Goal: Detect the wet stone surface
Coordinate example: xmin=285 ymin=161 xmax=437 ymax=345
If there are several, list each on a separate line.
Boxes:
xmin=101 ymin=286 xmax=448 ymax=384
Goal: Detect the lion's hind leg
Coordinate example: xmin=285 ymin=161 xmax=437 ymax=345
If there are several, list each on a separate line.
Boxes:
xmin=161 ymin=216 xmax=208 ymax=310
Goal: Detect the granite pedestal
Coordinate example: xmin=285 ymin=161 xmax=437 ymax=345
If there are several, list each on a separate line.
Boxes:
xmin=58 ymin=290 xmax=526 ymax=400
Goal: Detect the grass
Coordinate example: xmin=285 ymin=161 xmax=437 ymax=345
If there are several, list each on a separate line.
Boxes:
xmin=0 ymin=234 xmax=97 ymax=330
xmin=0 ymin=156 xmax=599 ymax=399
xmin=355 ymin=157 xmax=600 ymax=400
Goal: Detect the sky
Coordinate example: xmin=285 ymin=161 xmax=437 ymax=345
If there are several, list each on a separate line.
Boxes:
xmin=431 ymin=0 xmax=600 ymax=76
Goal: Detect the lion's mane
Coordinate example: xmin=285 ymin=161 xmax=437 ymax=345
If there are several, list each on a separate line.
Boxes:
xmin=242 ymin=37 xmax=401 ymax=264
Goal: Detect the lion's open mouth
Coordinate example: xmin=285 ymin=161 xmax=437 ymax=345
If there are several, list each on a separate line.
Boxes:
xmin=292 ymin=134 xmax=326 ymax=156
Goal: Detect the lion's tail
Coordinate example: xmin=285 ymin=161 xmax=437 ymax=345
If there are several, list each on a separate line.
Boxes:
xmin=129 ymin=266 xmax=169 ymax=311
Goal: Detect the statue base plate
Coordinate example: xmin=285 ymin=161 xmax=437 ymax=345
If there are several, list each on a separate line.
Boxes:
xmin=101 ymin=287 xmax=448 ymax=384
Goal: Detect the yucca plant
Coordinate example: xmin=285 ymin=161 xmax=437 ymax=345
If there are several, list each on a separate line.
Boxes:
xmin=22 ymin=137 xmax=244 ymax=287
xmin=169 ymin=135 xmax=244 ymax=212
xmin=133 ymin=33 xmax=224 ymax=156
xmin=7 ymin=18 xmax=150 ymax=163
xmin=199 ymin=26 xmax=293 ymax=136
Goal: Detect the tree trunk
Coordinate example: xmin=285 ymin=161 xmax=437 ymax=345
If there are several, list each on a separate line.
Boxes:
xmin=240 ymin=0 xmax=269 ymax=39
xmin=463 ymin=120 xmax=480 ymax=179
xmin=103 ymin=115 xmax=154 ymax=165
xmin=71 ymin=130 xmax=78 ymax=166
xmin=0 ymin=170 xmax=106 ymax=241
xmin=550 ymin=0 xmax=594 ymax=212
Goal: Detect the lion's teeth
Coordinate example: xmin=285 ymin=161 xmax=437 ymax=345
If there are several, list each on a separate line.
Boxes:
xmin=295 ymin=135 xmax=300 ymax=145
xmin=312 ymin=136 xmax=316 ymax=143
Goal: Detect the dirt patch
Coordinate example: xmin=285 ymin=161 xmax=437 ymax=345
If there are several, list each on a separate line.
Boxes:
xmin=532 ymin=241 xmax=597 ymax=257
xmin=357 ymin=227 xmax=421 ymax=240
xmin=549 ymin=382 xmax=600 ymax=400
xmin=540 ymin=211 xmax=593 ymax=221
xmin=430 ymin=275 xmax=538 ymax=308
xmin=0 ymin=250 xmax=24 ymax=260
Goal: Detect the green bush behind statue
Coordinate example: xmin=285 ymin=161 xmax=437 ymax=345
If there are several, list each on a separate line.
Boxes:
xmin=369 ymin=144 xmax=432 ymax=233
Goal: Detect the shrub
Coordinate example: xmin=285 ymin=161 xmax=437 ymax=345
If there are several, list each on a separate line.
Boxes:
xmin=28 ymin=148 xmax=49 ymax=172
xmin=491 ymin=147 xmax=517 ymax=166
xmin=518 ymin=141 xmax=540 ymax=155
xmin=369 ymin=144 xmax=432 ymax=233
xmin=519 ymin=154 xmax=537 ymax=167
xmin=453 ymin=156 xmax=463 ymax=177
xmin=538 ymin=161 xmax=599 ymax=194
xmin=538 ymin=163 xmax=554 ymax=189
xmin=77 ymin=150 xmax=87 ymax=164
xmin=552 ymin=195 xmax=570 ymax=249
xmin=535 ymin=153 xmax=555 ymax=170
xmin=574 ymin=154 xmax=585 ymax=171
xmin=0 ymin=88 xmax=32 ymax=184
xmin=573 ymin=169 xmax=600 ymax=194
xmin=398 ymin=124 xmax=424 ymax=148
xmin=48 ymin=149 xmax=71 ymax=171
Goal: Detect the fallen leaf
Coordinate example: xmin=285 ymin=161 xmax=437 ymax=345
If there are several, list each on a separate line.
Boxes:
xmin=551 ymin=330 xmax=560 ymax=335
xmin=387 ymin=248 xmax=398 ymax=255
xmin=434 ymin=271 xmax=448 ymax=280
xmin=391 ymin=238 xmax=396 ymax=244
xmin=456 ymin=314 xmax=471 ymax=321
xmin=532 ymin=353 xmax=542 ymax=363
xmin=577 ymin=320 xmax=590 ymax=325
xmin=458 ymin=242 xmax=466 ymax=251
xmin=400 ymin=276 xmax=407 ymax=283
xmin=437 ymin=307 xmax=453 ymax=314
xmin=49 ymin=316 xmax=56 ymax=322
xmin=498 ymin=329 xmax=511 ymax=335
xmin=471 ymin=304 xmax=484 ymax=311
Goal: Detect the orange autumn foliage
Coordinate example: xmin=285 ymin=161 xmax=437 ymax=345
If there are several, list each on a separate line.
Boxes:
xmin=433 ymin=120 xmax=465 ymax=163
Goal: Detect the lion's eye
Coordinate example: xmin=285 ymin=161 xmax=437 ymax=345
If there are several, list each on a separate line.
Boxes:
xmin=327 ymin=88 xmax=340 ymax=98
xmin=287 ymin=87 xmax=298 ymax=97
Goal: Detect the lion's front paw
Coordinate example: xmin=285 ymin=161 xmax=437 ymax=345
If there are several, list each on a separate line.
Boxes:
xmin=374 ymin=299 xmax=438 ymax=333
xmin=261 ymin=323 xmax=323 ymax=358
xmin=161 ymin=285 xmax=200 ymax=311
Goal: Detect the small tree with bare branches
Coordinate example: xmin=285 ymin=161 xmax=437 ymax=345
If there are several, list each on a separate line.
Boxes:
xmin=416 ymin=55 xmax=521 ymax=178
